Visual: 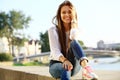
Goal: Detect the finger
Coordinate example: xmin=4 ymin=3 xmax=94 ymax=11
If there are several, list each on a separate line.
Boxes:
xmin=63 ymin=63 xmax=67 ymax=70
xmin=65 ymin=64 xmax=68 ymax=70
xmin=68 ymin=65 xmax=72 ymax=71
xmin=63 ymin=63 xmax=65 ymax=69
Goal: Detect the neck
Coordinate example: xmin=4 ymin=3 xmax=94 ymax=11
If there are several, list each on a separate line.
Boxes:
xmin=63 ymin=23 xmax=70 ymax=32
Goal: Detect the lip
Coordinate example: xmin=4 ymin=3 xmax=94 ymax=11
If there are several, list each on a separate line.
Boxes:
xmin=65 ymin=18 xmax=71 ymax=21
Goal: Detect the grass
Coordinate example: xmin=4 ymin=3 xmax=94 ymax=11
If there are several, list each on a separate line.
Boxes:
xmin=13 ymin=61 xmax=49 ymax=66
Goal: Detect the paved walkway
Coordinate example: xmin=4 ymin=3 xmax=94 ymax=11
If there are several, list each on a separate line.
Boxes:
xmin=0 ymin=66 xmax=120 ymax=80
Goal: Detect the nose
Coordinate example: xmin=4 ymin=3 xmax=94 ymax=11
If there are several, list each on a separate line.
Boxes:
xmin=65 ymin=13 xmax=70 ymax=16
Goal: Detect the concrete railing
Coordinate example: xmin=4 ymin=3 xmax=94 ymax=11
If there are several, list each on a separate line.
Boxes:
xmin=14 ymin=50 xmax=120 ymax=62
xmin=0 ymin=67 xmax=55 ymax=80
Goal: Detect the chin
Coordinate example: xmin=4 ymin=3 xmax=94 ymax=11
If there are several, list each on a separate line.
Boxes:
xmin=65 ymin=21 xmax=71 ymax=24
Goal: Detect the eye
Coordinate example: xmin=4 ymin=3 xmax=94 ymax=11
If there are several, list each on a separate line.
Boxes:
xmin=62 ymin=11 xmax=66 ymax=14
xmin=68 ymin=10 xmax=71 ymax=14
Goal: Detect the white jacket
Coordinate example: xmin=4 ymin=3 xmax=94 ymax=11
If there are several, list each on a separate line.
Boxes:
xmin=48 ymin=26 xmax=80 ymax=61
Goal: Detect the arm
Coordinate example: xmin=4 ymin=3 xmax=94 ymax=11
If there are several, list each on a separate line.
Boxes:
xmin=48 ymin=27 xmax=66 ymax=62
xmin=48 ymin=27 xmax=73 ymax=70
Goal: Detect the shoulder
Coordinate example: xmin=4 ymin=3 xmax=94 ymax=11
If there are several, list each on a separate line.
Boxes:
xmin=48 ymin=26 xmax=59 ymax=38
xmin=48 ymin=26 xmax=57 ymax=33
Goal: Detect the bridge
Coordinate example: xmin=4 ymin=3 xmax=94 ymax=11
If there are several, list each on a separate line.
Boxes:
xmin=84 ymin=50 xmax=120 ymax=57
xmin=14 ymin=50 xmax=120 ymax=62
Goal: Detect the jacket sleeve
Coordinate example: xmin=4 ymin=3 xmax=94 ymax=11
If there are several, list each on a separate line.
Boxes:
xmin=48 ymin=27 xmax=63 ymax=61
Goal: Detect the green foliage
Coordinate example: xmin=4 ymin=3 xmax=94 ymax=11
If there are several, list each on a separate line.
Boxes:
xmin=13 ymin=61 xmax=48 ymax=66
xmin=12 ymin=36 xmax=28 ymax=47
xmin=0 ymin=10 xmax=31 ymax=54
xmin=78 ymin=40 xmax=87 ymax=49
xmin=0 ymin=10 xmax=31 ymax=37
xmin=23 ymin=62 xmax=42 ymax=66
xmin=0 ymin=12 xmax=9 ymax=37
xmin=0 ymin=53 xmax=13 ymax=61
xmin=78 ymin=40 xmax=84 ymax=46
xmin=39 ymin=31 xmax=50 ymax=52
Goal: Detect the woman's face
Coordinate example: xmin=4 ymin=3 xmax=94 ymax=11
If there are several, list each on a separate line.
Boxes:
xmin=60 ymin=6 xmax=72 ymax=24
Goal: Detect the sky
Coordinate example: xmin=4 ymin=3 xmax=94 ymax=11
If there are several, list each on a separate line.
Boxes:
xmin=1 ymin=0 xmax=120 ymax=48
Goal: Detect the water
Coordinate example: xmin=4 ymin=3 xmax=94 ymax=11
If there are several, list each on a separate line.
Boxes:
xmin=89 ymin=57 xmax=120 ymax=71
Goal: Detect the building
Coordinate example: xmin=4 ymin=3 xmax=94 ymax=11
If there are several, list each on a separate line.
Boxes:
xmin=0 ymin=37 xmax=41 ymax=56
xmin=97 ymin=40 xmax=120 ymax=50
xmin=0 ymin=37 xmax=9 ymax=53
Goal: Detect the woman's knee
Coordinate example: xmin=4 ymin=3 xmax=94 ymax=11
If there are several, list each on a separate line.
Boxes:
xmin=70 ymin=40 xmax=81 ymax=47
xmin=49 ymin=63 xmax=63 ymax=78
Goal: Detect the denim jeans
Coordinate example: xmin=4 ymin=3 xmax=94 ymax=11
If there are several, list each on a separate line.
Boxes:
xmin=49 ymin=40 xmax=87 ymax=80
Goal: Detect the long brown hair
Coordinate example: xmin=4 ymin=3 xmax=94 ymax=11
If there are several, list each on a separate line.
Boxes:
xmin=52 ymin=0 xmax=78 ymax=57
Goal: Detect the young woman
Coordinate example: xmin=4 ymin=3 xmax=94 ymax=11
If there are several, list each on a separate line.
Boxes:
xmin=48 ymin=0 xmax=98 ymax=80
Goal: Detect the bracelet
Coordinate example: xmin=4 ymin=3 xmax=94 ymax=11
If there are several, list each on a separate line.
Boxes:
xmin=63 ymin=58 xmax=68 ymax=63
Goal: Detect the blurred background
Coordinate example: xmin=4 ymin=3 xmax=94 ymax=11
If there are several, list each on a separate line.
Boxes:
xmin=0 ymin=0 xmax=120 ymax=80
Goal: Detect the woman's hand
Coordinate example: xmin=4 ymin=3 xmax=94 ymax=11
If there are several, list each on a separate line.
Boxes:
xmin=62 ymin=60 xmax=73 ymax=71
xmin=71 ymin=19 xmax=77 ymax=28
xmin=71 ymin=8 xmax=77 ymax=28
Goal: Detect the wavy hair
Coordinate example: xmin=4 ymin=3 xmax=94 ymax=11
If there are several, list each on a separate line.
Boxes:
xmin=52 ymin=0 xmax=77 ymax=57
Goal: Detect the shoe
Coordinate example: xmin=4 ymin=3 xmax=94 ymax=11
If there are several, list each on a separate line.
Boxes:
xmin=82 ymin=66 xmax=98 ymax=80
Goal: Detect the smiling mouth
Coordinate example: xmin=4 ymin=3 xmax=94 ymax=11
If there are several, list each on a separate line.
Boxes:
xmin=65 ymin=18 xmax=71 ymax=21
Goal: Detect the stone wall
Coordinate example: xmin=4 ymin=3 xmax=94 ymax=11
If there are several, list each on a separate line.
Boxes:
xmin=0 ymin=68 xmax=55 ymax=80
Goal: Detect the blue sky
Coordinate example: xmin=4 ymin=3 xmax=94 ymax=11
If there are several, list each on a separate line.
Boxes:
xmin=1 ymin=0 xmax=120 ymax=47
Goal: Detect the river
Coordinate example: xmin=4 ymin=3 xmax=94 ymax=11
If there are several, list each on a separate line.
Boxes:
xmin=89 ymin=57 xmax=120 ymax=71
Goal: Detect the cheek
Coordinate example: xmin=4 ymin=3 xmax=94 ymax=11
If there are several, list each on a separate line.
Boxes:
xmin=61 ymin=14 xmax=65 ymax=21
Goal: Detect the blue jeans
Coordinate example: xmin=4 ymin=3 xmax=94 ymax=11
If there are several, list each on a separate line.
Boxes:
xmin=49 ymin=40 xmax=87 ymax=80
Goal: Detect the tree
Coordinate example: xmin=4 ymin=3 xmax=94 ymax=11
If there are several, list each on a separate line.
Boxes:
xmin=12 ymin=36 xmax=28 ymax=56
xmin=78 ymin=40 xmax=87 ymax=49
xmin=0 ymin=12 xmax=8 ymax=37
xmin=0 ymin=10 xmax=31 ymax=55
xmin=39 ymin=31 xmax=50 ymax=52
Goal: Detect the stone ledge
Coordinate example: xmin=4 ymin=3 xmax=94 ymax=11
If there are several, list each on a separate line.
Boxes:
xmin=1 ymin=66 xmax=120 ymax=80
xmin=0 ymin=67 xmax=55 ymax=80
